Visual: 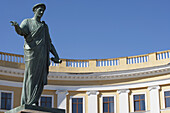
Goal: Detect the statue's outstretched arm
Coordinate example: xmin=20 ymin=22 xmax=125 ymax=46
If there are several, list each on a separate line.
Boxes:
xmin=50 ymin=44 xmax=62 ymax=63
xmin=10 ymin=21 xmax=26 ymax=36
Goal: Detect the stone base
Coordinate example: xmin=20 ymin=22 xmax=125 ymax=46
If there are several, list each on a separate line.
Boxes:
xmin=5 ymin=104 xmax=65 ymax=113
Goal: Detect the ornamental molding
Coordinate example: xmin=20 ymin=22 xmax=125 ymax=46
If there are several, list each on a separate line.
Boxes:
xmin=148 ymin=85 xmax=160 ymax=91
xmin=48 ymin=64 xmax=170 ymax=81
xmin=117 ymin=89 xmax=130 ymax=94
xmin=0 ymin=64 xmax=170 ymax=81
xmin=56 ymin=90 xmax=69 ymax=95
xmin=0 ymin=66 xmax=24 ymax=77
xmin=86 ymin=90 xmax=99 ymax=96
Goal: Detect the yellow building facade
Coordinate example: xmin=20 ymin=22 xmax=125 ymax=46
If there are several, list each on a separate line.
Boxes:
xmin=0 ymin=50 xmax=170 ymax=113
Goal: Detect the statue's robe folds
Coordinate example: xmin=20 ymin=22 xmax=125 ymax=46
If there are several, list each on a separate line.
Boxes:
xmin=20 ymin=19 xmax=51 ymax=105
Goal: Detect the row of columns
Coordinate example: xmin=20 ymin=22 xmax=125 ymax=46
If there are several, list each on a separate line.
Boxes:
xmin=56 ymin=86 xmax=160 ymax=113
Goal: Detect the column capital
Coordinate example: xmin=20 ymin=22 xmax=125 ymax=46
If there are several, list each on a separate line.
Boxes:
xmin=148 ymin=86 xmax=160 ymax=91
xmin=86 ymin=90 xmax=99 ymax=96
xmin=117 ymin=89 xmax=130 ymax=94
xmin=56 ymin=90 xmax=69 ymax=95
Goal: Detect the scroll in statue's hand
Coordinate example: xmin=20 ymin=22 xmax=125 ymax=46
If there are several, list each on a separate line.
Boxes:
xmin=51 ymin=57 xmax=62 ymax=64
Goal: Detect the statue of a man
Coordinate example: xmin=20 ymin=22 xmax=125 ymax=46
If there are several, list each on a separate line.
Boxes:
xmin=10 ymin=3 xmax=62 ymax=106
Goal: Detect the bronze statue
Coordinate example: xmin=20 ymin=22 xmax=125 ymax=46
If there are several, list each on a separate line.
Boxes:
xmin=10 ymin=3 xmax=62 ymax=106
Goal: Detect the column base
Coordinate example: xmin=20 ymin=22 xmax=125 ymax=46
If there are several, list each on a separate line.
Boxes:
xmin=5 ymin=104 xmax=65 ymax=113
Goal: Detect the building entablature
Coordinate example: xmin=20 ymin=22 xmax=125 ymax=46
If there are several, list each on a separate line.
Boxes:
xmin=47 ymin=64 xmax=170 ymax=81
xmin=1 ymin=63 xmax=170 ymax=82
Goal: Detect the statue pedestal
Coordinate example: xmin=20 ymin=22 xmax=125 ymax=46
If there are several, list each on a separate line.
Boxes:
xmin=5 ymin=104 xmax=65 ymax=113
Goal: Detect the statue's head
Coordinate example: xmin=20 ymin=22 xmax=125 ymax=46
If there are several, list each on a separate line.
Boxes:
xmin=33 ymin=3 xmax=46 ymax=18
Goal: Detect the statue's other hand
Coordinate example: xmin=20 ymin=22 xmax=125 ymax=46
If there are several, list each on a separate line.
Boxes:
xmin=10 ymin=21 xmax=18 ymax=26
xmin=51 ymin=57 xmax=62 ymax=64
xmin=59 ymin=60 xmax=62 ymax=64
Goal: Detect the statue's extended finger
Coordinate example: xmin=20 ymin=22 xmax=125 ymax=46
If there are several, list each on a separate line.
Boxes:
xmin=10 ymin=21 xmax=14 ymax=26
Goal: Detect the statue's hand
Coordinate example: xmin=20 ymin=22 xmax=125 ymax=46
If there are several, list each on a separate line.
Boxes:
xmin=59 ymin=60 xmax=62 ymax=63
xmin=51 ymin=57 xmax=62 ymax=64
xmin=10 ymin=21 xmax=18 ymax=26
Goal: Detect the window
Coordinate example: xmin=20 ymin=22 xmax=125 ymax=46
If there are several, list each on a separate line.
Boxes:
xmin=1 ymin=92 xmax=12 ymax=110
xmin=70 ymin=96 xmax=85 ymax=113
xmin=103 ymin=97 xmax=114 ymax=113
xmin=40 ymin=95 xmax=53 ymax=108
xmin=164 ymin=91 xmax=170 ymax=108
xmin=0 ymin=91 xmax=13 ymax=110
xmin=133 ymin=94 xmax=145 ymax=111
xmin=72 ymin=98 xmax=83 ymax=113
xmin=101 ymin=95 xmax=116 ymax=113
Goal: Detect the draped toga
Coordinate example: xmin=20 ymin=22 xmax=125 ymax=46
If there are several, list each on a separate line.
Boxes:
xmin=20 ymin=18 xmax=51 ymax=105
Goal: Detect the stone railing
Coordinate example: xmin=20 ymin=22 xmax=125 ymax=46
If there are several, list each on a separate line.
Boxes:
xmin=66 ymin=60 xmax=89 ymax=67
xmin=96 ymin=59 xmax=119 ymax=67
xmin=1 ymin=50 xmax=170 ymax=73
xmin=156 ymin=51 xmax=170 ymax=60
xmin=127 ymin=55 xmax=149 ymax=64
xmin=0 ymin=52 xmax=24 ymax=63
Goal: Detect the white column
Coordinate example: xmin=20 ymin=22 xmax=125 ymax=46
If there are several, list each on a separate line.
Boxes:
xmin=86 ymin=90 xmax=99 ymax=113
xmin=56 ymin=90 xmax=68 ymax=110
xmin=117 ymin=89 xmax=130 ymax=113
xmin=148 ymin=86 xmax=160 ymax=113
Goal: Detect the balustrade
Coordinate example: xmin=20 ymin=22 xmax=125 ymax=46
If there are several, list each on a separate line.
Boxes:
xmin=66 ymin=60 xmax=89 ymax=67
xmin=50 ymin=60 xmax=59 ymax=66
xmin=1 ymin=50 xmax=170 ymax=71
xmin=0 ymin=52 xmax=24 ymax=63
xmin=127 ymin=55 xmax=149 ymax=64
xmin=96 ymin=59 xmax=119 ymax=67
xmin=156 ymin=51 xmax=170 ymax=60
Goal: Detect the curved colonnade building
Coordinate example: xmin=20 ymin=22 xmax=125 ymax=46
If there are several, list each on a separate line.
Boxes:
xmin=0 ymin=50 xmax=170 ymax=113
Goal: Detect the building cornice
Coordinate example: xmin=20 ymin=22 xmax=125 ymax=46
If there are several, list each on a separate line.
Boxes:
xmin=1 ymin=64 xmax=170 ymax=81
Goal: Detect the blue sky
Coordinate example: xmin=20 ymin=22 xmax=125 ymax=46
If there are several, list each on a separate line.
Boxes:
xmin=0 ymin=0 xmax=170 ymax=59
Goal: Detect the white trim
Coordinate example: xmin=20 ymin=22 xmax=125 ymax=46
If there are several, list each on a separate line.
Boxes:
xmin=70 ymin=96 xmax=85 ymax=113
xmin=0 ymin=90 xmax=14 ymax=110
xmin=117 ymin=89 xmax=130 ymax=94
xmin=0 ymin=80 xmax=22 ymax=88
xmin=160 ymin=107 xmax=170 ymax=111
xmin=101 ymin=95 xmax=116 ymax=113
xmin=86 ymin=90 xmax=99 ymax=96
xmin=148 ymin=85 xmax=160 ymax=91
xmin=131 ymin=92 xmax=147 ymax=112
xmin=56 ymin=90 xmax=69 ymax=95
xmin=39 ymin=94 xmax=54 ymax=108
xmin=129 ymin=111 xmax=150 ymax=113
xmin=45 ymin=78 xmax=170 ymax=91
xmin=0 ymin=78 xmax=170 ymax=91
xmin=162 ymin=89 xmax=170 ymax=109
